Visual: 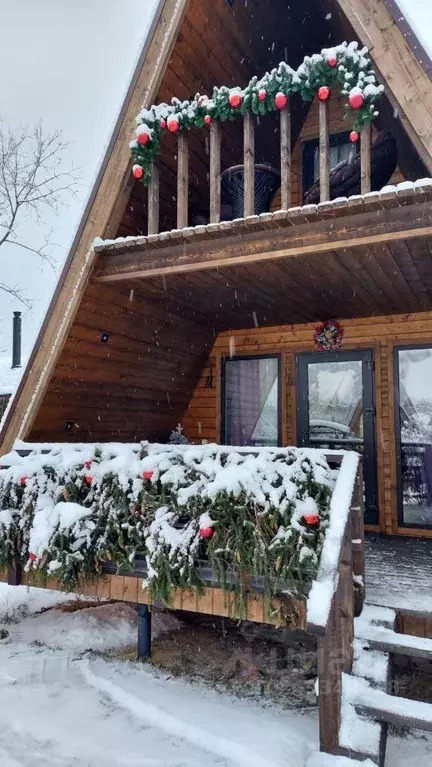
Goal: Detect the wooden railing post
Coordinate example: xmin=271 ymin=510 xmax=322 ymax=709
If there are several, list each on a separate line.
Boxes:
xmin=177 ymin=132 xmax=189 ymax=229
xmin=319 ymin=99 xmax=330 ymax=203
xmin=339 ymin=516 xmax=355 ymax=674
xmin=243 ymin=110 xmax=255 ymax=217
xmin=280 ymin=105 xmax=292 ymax=209
xmin=148 ymin=162 xmax=159 ymax=235
xmin=318 ymin=595 xmax=342 ymax=754
xmin=351 ymin=459 xmax=366 ymax=616
xmin=361 ymin=123 xmax=372 ymax=196
xmin=210 ymin=121 xmax=221 ymax=223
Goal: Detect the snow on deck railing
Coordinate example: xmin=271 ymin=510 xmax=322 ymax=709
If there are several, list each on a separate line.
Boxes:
xmin=0 ymin=441 xmax=360 ymax=624
xmin=306 ymin=450 xmax=360 ymax=632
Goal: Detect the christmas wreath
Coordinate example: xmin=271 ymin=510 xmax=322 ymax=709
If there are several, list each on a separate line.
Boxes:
xmin=130 ymin=41 xmax=384 ymax=184
xmin=314 ymin=320 xmax=344 ymax=351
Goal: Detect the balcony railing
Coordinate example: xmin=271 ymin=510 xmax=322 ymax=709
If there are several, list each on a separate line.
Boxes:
xmin=131 ymin=43 xmax=384 ymax=236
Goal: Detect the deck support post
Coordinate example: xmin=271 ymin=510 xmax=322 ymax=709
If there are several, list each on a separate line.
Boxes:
xmin=148 ymin=162 xmax=160 ymax=235
xmin=136 ymin=604 xmax=152 ymax=660
xmin=7 ymin=563 xmax=22 ymax=586
xmin=317 ymin=597 xmax=342 ymax=755
xmin=177 ymin=132 xmax=189 ymax=229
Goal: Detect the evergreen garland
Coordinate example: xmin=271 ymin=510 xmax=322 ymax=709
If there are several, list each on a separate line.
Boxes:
xmin=0 ymin=444 xmax=334 ymax=618
xmin=131 ymin=42 xmax=384 ymax=184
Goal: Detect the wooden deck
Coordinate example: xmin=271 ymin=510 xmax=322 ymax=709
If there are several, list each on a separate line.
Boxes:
xmin=366 ymin=533 xmax=432 ymax=614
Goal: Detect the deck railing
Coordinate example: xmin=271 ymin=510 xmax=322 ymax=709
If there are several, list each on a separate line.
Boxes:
xmin=145 ymin=104 xmax=372 ymax=235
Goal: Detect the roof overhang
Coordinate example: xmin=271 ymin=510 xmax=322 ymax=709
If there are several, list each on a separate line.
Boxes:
xmin=93 ymin=182 xmax=432 ymax=330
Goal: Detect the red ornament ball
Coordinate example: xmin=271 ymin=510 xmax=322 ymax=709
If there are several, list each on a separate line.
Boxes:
xmin=200 ymin=526 xmax=214 ymax=540
xmin=275 ymin=92 xmax=288 ymax=110
xmin=204 ymin=114 xmax=212 ymax=125
xmin=29 ymin=552 xmax=38 ymax=563
xmin=229 ymin=91 xmax=243 ymax=108
xmin=84 ymin=460 xmax=92 ymax=470
xmin=132 ymin=164 xmax=144 ymax=180
xmin=136 ymin=128 xmax=151 ymax=146
xmin=328 ymin=56 xmax=338 ymax=68
xmin=84 ymin=475 xmax=94 ymax=486
xmin=350 ymin=130 xmax=360 ymax=143
xmin=20 ymin=475 xmax=28 ymax=487
xmin=167 ymin=117 xmax=180 ymax=133
xmin=317 ymin=86 xmax=331 ymax=102
xmin=303 ymin=513 xmax=320 ymax=527
xmin=349 ymin=92 xmax=365 ymax=110
xmin=258 ymin=89 xmax=267 ymax=102
xmin=160 ymin=119 xmax=167 ymax=129
xmin=143 ymin=470 xmax=154 ymax=481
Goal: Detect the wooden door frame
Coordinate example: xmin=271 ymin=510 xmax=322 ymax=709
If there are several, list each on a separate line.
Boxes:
xmin=295 ymin=349 xmax=379 ymax=526
xmin=393 ymin=343 xmax=432 ymax=532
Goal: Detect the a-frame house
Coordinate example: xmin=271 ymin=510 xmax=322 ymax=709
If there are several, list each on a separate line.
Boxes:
xmin=2 ymin=0 xmax=432 ymax=544
xmin=3 ymin=3 xmax=432 ymax=761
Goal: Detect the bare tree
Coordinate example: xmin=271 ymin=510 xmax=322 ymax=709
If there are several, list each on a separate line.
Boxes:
xmin=0 ymin=121 xmax=79 ymax=306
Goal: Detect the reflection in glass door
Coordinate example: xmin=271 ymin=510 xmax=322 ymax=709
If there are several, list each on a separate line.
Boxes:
xmin=296 ymin=350 xmax=378 ymax=526
xmin=396 ymin=346 xmax=432 ymax=528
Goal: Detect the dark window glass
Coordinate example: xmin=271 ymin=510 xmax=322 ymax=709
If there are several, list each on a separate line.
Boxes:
xmin=397 ymin=347 xmax=432 ymax=527
xmin=302 ymin=131 xmax=359 ymax=199
xmin=223 ymin=357 xmax=280 ymax=447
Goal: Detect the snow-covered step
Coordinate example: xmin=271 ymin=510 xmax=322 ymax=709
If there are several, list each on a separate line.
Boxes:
xmin=356 ymin=621 xmax=432 ymax=661
xmin=306 ymin=753 xmax=376 ymax=766
xmin=355 ymin=684 xmax=432 ymax=733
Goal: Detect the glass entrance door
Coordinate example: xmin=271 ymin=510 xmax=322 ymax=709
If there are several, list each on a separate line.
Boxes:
xmin=296 ymin=350 xmax=378 ymax=525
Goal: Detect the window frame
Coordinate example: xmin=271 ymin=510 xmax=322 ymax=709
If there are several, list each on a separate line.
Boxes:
xmin=220 ymin=354 xmax=282 ymax=447
xmin=302 ymin=130 xmax=359 ymax=201
xmin=394 ymin=343 xmax=432 ymax=530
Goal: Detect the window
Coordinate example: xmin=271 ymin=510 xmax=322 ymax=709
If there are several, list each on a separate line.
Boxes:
xmin=302 ymin=131 xmax=358 ymax=200
xmin=222 ymin=356 xmax=280 ymax=447
xmin=396 ymin=346 xmax=432 ymax=528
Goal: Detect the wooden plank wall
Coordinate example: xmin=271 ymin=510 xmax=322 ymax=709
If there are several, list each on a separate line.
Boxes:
xmin=28 ymin=282 xmax=213 ymax=443
xmin=270 ymin=95 xmax=404 ymax=209
xmin=183 ymin=310 xmax=432 ymax=537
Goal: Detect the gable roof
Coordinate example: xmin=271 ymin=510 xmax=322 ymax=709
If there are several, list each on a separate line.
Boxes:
xmin=390 ymin=0 xmax=432 ymax=75
xmin=1 ymin=0 xmax=432 ymax=454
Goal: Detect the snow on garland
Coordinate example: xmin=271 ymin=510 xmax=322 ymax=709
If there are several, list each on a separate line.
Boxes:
xmin=131 ymin=42 xmax=384 ymax=184
xmin=0 ymin=443 xmax=334 ymax=617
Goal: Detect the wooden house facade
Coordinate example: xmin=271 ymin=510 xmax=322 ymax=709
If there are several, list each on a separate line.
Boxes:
xmin=2 ymin=0 xmax=432 ymax=543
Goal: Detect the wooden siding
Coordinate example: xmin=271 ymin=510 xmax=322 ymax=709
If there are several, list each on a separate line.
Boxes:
xmin=183 ymin=310 xmax=432 ymax=537
xmin=28 ymin=282 xmax=213 ymax=443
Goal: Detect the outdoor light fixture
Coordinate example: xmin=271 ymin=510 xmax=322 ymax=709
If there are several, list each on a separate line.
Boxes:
xmin=64 ymin=421 xmax=74 ymax=432
xmin=205 ymin=365 xmax=214 ymax=389
xmin=100 ymin=332 xmax=111 ymax=343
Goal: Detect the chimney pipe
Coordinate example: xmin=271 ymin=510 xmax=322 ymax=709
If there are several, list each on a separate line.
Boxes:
xmin=11 ymin=311 xmax=22 ymax=369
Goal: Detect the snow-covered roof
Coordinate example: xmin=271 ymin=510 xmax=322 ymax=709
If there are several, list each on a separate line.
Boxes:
xmin=0 ymin=359 xmax=24 ymax=397
xmin=394 ymin=0 xmax=432 ymax=69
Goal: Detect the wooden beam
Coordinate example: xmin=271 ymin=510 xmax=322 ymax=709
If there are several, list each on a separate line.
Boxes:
xmin=177 ymin=132 xmax=189 ymax=229
xmin=210 ymin=121 xmax=221 ymax=223
xmin=244 ymin=110 xmax=255 ymax=217
xmin=95 ymin=202 xmax=432 ymax=281
xmin=361 ymin=123 xmax=371 ymax=196
xmin=280 ymin=106 xmax=292 ymax=210
xmin=319 ymin=99 xmax=330 ymax=203
xmin=336 ymin=0 xmax=432 ymax=172
xmin=148 ymin=162 xmax=160 ymax=235
xmin=0 ymin=0 xmax=189 ymax=455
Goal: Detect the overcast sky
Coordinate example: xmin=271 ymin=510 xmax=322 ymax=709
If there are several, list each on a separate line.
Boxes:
xmin=0 ymin=0 xmax=158 ymax=355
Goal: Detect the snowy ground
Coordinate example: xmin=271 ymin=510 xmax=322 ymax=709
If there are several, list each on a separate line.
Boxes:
xmin=0 ymin=584 xmax=431 ymax=766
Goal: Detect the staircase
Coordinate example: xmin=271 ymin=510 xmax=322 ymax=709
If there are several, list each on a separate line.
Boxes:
xmin=341 ymin=603 xmax=432 ymax=765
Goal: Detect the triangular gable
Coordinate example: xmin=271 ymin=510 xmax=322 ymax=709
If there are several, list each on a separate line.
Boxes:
xmin=2 ymin=0 xmax=432 ymax=454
